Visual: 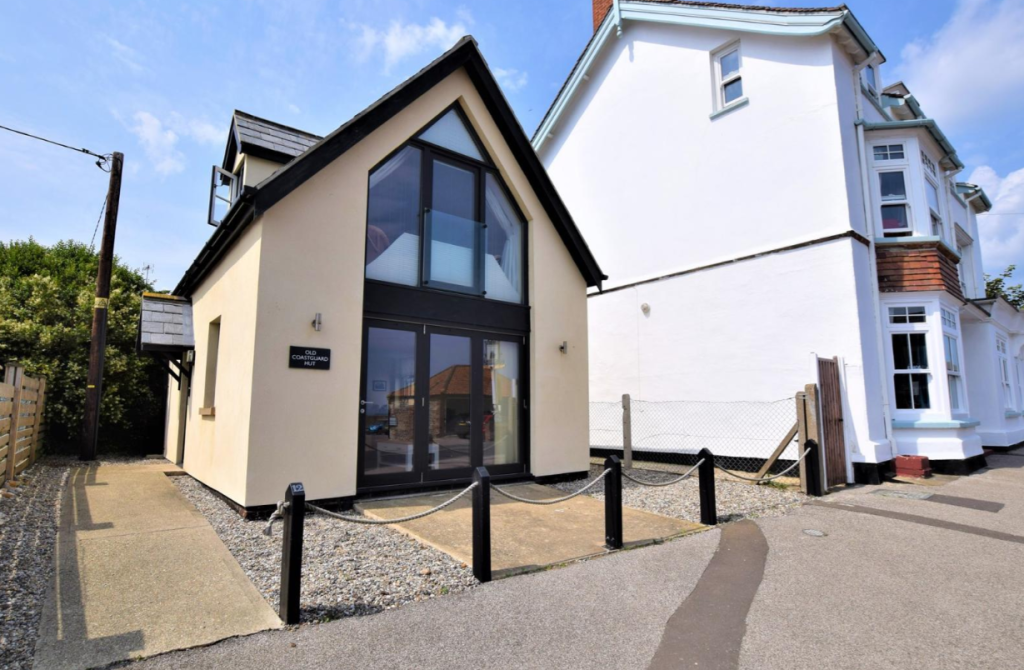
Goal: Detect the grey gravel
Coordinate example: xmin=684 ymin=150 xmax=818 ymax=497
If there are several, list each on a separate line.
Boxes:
xmin=0 ymin=461 xmax=69 ymax=670
xmin=550 ymin=465 xmax=804 ymax=523
xmin=172 ymin=476 xmax=478 ymax=624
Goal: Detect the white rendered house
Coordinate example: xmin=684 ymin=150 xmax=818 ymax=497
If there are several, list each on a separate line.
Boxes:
xmin=535 ymin=0 xmax=1020 ymax=481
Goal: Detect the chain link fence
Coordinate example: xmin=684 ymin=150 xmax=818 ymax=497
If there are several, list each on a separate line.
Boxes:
xmin=590 ymin=396 xmax=800 ymax=476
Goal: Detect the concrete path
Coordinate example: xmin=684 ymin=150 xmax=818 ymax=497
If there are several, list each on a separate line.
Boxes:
xmin=33 ymin=462 xmax=279 ymax=670
xmin=357 ymin=482 xmax=700 ymax=575
xmin=133 ymin=447 xmax=1024 ymax=670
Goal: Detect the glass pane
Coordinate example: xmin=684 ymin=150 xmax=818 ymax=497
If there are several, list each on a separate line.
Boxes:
xmin=908 ymin=306 xmax=926 ymax=323
xmin=365 ymin=146 xmax=422 ymax=286
xmin=944 ymin=335 xmax=959 ymax=371
xmin=483 ymin=340 xmax=520 ymax=466
xmin=363 ymin=328 xmax=417 ymax=476
xmin=890 ymin=145 xmax=905 ymax=159
xmin=894 ymin=374 xmax=912 ymax=409
xmin=889 ymin=307 xmax=907 ymax=323
xmin=879 ymin=172 xmax=906 ymax=200
xmin=418 ymin=110 xmax=484 ymax=161
xmin=723 ymin=78 xmax=743 ymax=104
xmin=484 ymin=174 xmax=523 ymax=303
xmin=910 ymin=333 xmax=928 ymax=369
xmin=949 ymin=375 xmax=961 ymax=410
xmin=427 ymin=210 xmax=480 ymax=289
xmin=433 ymin=160 xmax=476 ymax=220
xmin=429 ymin=334 xmax=472 ymax=471
xmin=720 ymin=50 xmax=740 ymax=78
xmin=881 ymin=204 xmax=908 ymax=230
xmin=911 ymin=373 xmax=930 ymax=409
xmin=892 ymin=334 xmax=910 ymax=370
xmin=926 ymin=181 xmax=940 ymax=213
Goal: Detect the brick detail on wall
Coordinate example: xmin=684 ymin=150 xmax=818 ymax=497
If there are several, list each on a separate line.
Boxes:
xmin=876 ymin=242 xmax=964 ymax=301
xmin=593 ymin=0 xmax=613 ymax=30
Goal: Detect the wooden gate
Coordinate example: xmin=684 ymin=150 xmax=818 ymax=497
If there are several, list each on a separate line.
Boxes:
xmin=816 ymin=356 xmax=847 ymax=488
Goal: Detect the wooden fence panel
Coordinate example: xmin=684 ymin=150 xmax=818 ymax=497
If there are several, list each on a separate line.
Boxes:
xmin=0 ymin=380 xmax=13 ymax=487
xmin=3 ymin=365 xmax=46 ymax=483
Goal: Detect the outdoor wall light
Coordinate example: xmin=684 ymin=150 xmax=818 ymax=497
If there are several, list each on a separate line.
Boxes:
xmin=559 ymin=341 xmax=568 ymax=354
xmin=641 ymin=303 xmax=651 ymax=316
xmin=312 ymin=313 xmax=322 ymax=331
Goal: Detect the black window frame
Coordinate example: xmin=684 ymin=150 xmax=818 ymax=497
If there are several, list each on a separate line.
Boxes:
xmin=364 ymin=103 xmax=528 ymax=306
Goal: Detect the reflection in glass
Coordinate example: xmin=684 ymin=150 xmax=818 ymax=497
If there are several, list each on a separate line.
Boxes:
xmin=365 ymin=146 xmax=422 ymax=286
xmin=483 ymin=340 xmax=520 ymax=466
xmin=427 ymin=211 xmax=480 ymax=289
xmin=363 ymin=328 xmax=417 ymax=476
xmin=429 ymin=334 xmax=472 ymax=471
xmin=417 ymin=109 xmax=484 ymax=161
xmin=484 ymin=174 xmax=523 ymax=303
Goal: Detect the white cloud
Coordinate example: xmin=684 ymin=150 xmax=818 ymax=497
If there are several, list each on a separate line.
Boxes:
xmin=351 ymin=16 xmax=467 ymax=74
xmin=492 ymin=67 xmax=529 ymax=93
xmin=892 ymin=0 xmax=1024 ymax=128
xmin=129 ymin=111 xmax=185 ymax=176
xmin=287 ymin=103 xmax=301 ymax=114
xmin=167 ymin=114 xmax=222 ymax=146
xmin=967 ymin=164 xmax=1024 ymax=275
xmin=105 ymin=36 xmax=145 ymax=73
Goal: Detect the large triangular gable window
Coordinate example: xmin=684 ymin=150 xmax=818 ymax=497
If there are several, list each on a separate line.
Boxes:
xmin=416 ymin=109 xmax=485 ymax=162
xmin=365 ymin=104 xmax=524 ymax=304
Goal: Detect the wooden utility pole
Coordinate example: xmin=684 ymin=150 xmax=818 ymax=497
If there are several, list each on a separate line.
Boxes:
xmin=81 ymin=152 xmax=124 ymax=461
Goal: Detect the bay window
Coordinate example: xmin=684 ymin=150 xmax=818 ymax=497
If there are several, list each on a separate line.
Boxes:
xmin=364 ymin=105 xmax=525 ymax=303
xmin=879 ymin=171 xmax=911 ymax=235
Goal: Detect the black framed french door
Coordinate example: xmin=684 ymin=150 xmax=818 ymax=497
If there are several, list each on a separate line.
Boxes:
xmin=357 ymin=319 xmax=526 ymax=490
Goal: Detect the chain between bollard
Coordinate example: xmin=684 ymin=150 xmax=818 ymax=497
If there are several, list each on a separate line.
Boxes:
xmin=305 ymin=482 xmax=478 ymax=525
xmin=621 ymin=459 xmax=704 ymax=487
xmin=263 ymin=500 xmax=290 ymax=536
xmin=491 ymin=468 xmax=612 ymax=505
xmin=712 ymin=448 xmax=811 ymax=483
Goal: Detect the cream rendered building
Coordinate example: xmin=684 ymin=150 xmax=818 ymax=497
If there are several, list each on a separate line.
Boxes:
xmin=144 ymin=38 xmax=605 ymax=512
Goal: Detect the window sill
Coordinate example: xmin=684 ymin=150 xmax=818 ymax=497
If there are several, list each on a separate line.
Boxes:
xmin=709 ymin=97 xmax=749 ymax=120
xmin=199 ymin=407 xmax=216 ymax=417
xmin=891 ymin=418 xmax=979 ymax=430
xmin=1005 ymin=410 xmax=1022 ymax=419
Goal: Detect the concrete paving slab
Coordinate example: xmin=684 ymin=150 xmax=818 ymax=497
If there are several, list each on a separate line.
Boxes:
xmin=34 ymin=464 xmax=280 ymax=670
xmin=357 ymin=482 xmax=701 ymax=575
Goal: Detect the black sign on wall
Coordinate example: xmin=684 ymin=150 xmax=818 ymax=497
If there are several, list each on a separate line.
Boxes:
xmin=289 ymin=346 xmax=331 ymax=370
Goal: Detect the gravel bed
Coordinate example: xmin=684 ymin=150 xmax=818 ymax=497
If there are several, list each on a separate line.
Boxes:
xmin=172 ymin=476 xmax=478 ymax=624
xmin=550 ymin=465 xmax=805 ymax=523
xmin=0 ymin=461 xmax=69 ymax=670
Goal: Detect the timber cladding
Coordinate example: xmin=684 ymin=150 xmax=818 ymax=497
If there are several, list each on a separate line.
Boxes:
xmin=0 ymin=364 xmax=47 ymax=486
xmin=876 ymin=243 xmax=964 ymax=301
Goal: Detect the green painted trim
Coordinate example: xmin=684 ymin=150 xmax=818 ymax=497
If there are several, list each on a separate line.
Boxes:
xmin=956 ymin=182 xmax=993 ymax=212
xmin=874 ymin=235 xmax=961 ymax=261
xmin=1006 ymin=410 xmax=1022 ymax=419
xmin=858 ymin=118 xmax=965 ymax=171
xmin=709 ymin=97 xmax=749 ymax=119
xmin=892 ymin=419 xmax=980 ymax=430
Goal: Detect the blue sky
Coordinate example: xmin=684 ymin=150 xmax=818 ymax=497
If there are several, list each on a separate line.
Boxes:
xmin=2 ymin=0 xmax=1023 ymax=290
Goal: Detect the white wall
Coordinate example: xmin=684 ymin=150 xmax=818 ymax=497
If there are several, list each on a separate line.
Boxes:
xmin=587 ymin=237 xmax=889 ymax=463
xmin=541 ymin=23 xmax=857 ymax=290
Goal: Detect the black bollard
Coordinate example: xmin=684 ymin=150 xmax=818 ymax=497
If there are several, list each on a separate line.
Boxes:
xmin=279 ymin=482 xmax=305 ymax=625
xmin=697 ymin=448 xmax=717 ymax=526
xmin=804 ymin=439 xmax=825 ymax=497
xmin=604 ymin=455 xmax=623 ymax=549
xmin=472 ymin=467 xmax=492 ymax=583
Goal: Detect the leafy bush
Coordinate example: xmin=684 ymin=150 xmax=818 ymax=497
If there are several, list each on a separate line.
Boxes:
xmin=985 ymin=265 xmax=1024 ymax=310
xmin=0 ymin=238 xmax=166 ymax=453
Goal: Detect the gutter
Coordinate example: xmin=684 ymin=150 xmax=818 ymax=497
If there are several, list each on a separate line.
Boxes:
xmin=853 ymin=50 xmax=897 ymax=460
xmin=856 ymin=118 xmax=965 ymax=171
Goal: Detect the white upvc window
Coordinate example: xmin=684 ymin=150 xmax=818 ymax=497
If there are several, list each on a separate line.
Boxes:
xmin=873 ymin=144 xmax=905 ymax=161
xmin=997 ymin=337 xmax=1013 ymax=409
xmin=888 ymin=305 xmax=932 ymax=411
xmin=941 ymin=308 xmax=957 ymax=329
xmin=925 ymin=177 xmax=945 ymax=241
xmin=712 ymin=42 xmax=744 ymax=111
xmin=879 ymin=169 xmax=912 ymax=235
xmin=921 ymin=151 xmax=937 ymax=177
xmin=861 ymin=64 xmax=878 ymax=97
xmin=955 ymin=225 xmax=974 ymax=298
xmin=208 ymin=166 xmax=240 ymax=228
xmin=944 ymin=334 xmax=964 ymax=412
xmin=1016 ymin=358 xmax=1024 ymax=413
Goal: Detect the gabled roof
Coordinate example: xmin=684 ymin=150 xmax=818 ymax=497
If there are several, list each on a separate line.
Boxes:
xmin=956 ymin=182 xmax=993 ymax=213
xmin=532 ymin=1 xmax=881 ymax=152
xmin=176 ymin=36 xmax=605 ymax=296
xmin=221 ymin=111 xmax=322 ymax=170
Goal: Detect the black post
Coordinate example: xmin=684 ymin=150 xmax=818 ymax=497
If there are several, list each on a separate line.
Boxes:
xmin=804 ymin=440 xmax=824 ymax=497
xmin=81 ymin=151 xmax=123 ymax=461
xmin=697 ymin=448 xmax=717 ymax=526
xmin=472 ymin=467 xmax=491 ymax=583
xmin=280 ymin=482 xmax=305 ymax=624
xmin=604 ymin=455 xmax=623 ymax=549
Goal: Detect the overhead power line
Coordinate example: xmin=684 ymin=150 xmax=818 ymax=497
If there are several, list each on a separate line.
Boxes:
xmin=0 ymin=123 xmax=112 ymax=171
